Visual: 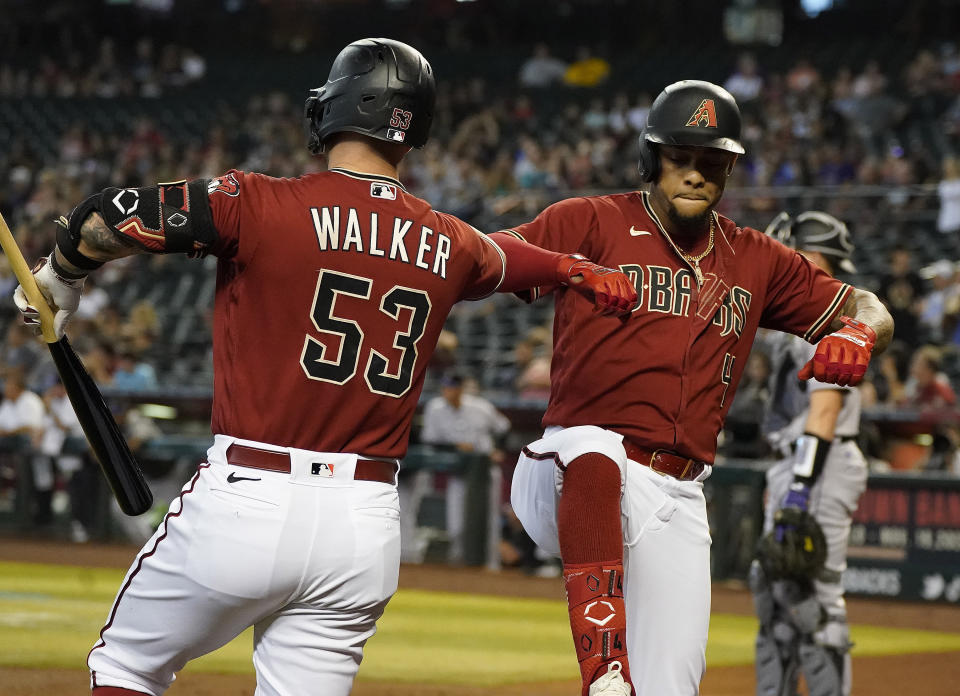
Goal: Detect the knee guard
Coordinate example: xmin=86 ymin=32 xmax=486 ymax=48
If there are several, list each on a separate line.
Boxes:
xmin=755 ymin=627 xmax=800 ymax=696
xmin=804 ymin=618 xmax=852 ymax=696
xmin=752 ymin=562 xmax=801 ymax=696
xmin=797 ymin=639 xmax=847 ymax=696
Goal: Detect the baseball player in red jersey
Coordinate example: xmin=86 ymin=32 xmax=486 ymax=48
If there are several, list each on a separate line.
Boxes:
xmin=12 ymin=39 xmax=636 ymax=696
xmin=494 ymin=80 xmax=893 ymax=696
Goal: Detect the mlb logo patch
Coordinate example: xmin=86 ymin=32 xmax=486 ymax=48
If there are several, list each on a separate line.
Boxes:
xmin=311 ymin=462 xmax=335 ymax=477
xmin=386 ymin=128 xmax=406 ymax=142
xmin=370 ymin=182 xmax=397 ymax=200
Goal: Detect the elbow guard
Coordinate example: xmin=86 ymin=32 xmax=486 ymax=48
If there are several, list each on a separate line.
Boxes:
xmin=61 ymin=179 xmax=218 ymax=257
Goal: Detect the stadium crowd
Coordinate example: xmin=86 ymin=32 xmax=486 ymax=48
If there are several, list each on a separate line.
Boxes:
xmin=3 ymin=9 xmax=960 ymax=546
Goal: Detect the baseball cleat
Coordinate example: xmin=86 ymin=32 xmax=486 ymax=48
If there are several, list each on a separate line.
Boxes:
xmin=588 ymin=660 xmax=632 ymax=696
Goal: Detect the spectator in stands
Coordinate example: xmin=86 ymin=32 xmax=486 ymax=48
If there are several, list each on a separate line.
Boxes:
xmin=724 ymin=52 xmax=763 ymax=105
xmin=31 ymin=379 xmax=86 ymax=535
xmin=786 ymin=58 xmax=821 ymax=95
xmin=420 ymin=371 xmax=510 ymax=563
xmin=518 ymin=43 xmax=568 ymax=88
xmin=902 ymin=345 xmax=957 ymax=409
xmin=918 ymin=259 xmax=959 ymax=342
xmin=563 ymin=46 xmax=610 ymax=88
xmin=938 ymin=156 xmax=960 ymax=234
xmin=79 ymin=343 xmax=115 ymax=386
xmin=73 ymin=273 xmax=110 ymax=321
xmin=0 ymin=370 xmax=44 ymax=438
xmin=0 ymin=371 xmax=45 ymax=523
xmin=852 ymin=59 xmax=887 ymax=98
xmin=626 ymin=92 xmax=653 ymax=132
xmin=111 ymin=349 xmax=158 ymax=392
xmin=516 ymin=344 xmax=552 ymax=401
xmin=879 ymin=246 xmax=926 ymax=348
xmin=861 ymin=349 xmax=908 ymax=407
xmin=1 ymin=322 xmax=42 ymax=381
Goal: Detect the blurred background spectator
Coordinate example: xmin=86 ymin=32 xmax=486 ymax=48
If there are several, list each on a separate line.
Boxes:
xmin=418 ymin=372 xmax=510 ymax=564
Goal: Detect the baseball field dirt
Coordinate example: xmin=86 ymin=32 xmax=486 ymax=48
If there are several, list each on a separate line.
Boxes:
xmin=2 ymin=537 xmax=958 ymax=695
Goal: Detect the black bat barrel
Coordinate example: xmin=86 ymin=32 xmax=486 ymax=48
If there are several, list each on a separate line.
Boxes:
xmin=49 ymin=337 xmax=154 ymax=516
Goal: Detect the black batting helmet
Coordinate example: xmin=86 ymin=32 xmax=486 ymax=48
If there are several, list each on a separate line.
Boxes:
xmin=764 ymin=211 xmax=857 ymax=273
xmin=305 ymin=38 xmax=435 ymax=154
xmin=638 ymin=80 xmax=745 ymax=182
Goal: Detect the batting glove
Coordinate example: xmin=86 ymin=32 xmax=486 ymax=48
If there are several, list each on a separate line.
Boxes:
xmin=798 ymin=315 xmax=876 ymax=386
xmin=556 ymin=254 xmax=637 ymax=316
xmin=12 ymin=255 xmax=84 ymax=339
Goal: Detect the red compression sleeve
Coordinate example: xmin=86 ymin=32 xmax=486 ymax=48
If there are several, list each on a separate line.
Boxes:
xmin=488 ymin=232 xmax=566 ymax=293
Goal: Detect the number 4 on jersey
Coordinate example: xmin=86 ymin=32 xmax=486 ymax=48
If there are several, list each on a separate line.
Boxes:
xmin=300 ymin=270 xmax=431 ymax=397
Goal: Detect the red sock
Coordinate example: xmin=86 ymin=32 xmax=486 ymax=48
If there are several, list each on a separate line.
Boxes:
xmin=92 ymin=688 xmax=150 ymax=695
xmin=558 ymin=453 xmax=633 ymax=694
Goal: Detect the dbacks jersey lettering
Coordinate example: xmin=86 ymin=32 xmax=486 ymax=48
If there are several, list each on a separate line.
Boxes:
xmin=204 ymin=168 xmax=504 ymax=458
xmin=505 ymin=191 xmax=851 ymax=463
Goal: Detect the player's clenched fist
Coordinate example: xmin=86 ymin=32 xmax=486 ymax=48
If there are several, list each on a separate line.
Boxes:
xmin=556 ymin=254 xmax=637 ymax=316
xmin=798 ymin=315 xmax=876 ymax=386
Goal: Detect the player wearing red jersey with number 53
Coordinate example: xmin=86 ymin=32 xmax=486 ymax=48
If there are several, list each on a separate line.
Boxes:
xmin=493 ymin=81 xmax=893 ymax=696
xmin=12 ymin=39 xmax=635 ymax=696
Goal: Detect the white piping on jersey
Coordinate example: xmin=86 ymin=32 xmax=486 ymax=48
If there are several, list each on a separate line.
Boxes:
xmin=803 ymin=283 xmax=851 ymax=343
xmin=640 ymin=191 xmax=720 ymax=283
xmin=329 ymin=167 xmax=408 ymax=192
xmin=466 ymin=230 xmax=507 ymax=300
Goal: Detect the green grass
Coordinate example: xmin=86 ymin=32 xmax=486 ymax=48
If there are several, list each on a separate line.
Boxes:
xmin=2 ymin=561 xmax=960 ymax=685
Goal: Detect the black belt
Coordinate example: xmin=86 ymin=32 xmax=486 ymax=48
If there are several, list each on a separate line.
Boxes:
xmin=226 ymin=444 xmax=398 ymax=484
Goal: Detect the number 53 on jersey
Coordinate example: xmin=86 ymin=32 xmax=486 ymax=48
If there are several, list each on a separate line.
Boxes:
xmin=300 ymin=270 xmax=431 ymax=398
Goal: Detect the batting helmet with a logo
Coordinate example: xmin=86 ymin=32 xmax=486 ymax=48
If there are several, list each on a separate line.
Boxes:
xmin=638 ymin=80 xmax=745 ymax=182
xmin=305 ymin=38 xmax=436 ymax=154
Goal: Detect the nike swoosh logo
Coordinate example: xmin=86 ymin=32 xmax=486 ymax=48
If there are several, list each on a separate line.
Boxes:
xmin=629 ymin=226 xmax=651 ymax=236
xmin=227 ymin=472 xmax=262 ymax=483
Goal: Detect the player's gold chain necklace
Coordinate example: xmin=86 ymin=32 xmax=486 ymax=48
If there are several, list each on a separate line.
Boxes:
xmin=676 ymin=216 xmax=714 ymax=287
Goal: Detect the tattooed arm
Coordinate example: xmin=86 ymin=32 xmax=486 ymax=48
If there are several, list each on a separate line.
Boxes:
xmin=53 ymin=212 xmax=142 ymax=275
xmin=835 ymin=287 xmax=894 ymax=354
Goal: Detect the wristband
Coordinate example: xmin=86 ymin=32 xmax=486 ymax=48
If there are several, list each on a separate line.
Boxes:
xmin=48 ymin=251 xmax=90 ymax=281
xmin=792 ymin=432 xmax=831 ymax=485
xmin=55 ymin=216 xmax=104 ymax=272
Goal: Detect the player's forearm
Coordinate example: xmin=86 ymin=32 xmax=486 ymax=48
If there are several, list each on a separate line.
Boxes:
xmin=803 ymin=389 xmax=843 ymax=441
xmin=53 ymin=212 xmax=141 ymax=275
xmin=489 ymin=232 xmax=568 ymax=292
xmin=837 ymin=288 xmax=893 ymax=354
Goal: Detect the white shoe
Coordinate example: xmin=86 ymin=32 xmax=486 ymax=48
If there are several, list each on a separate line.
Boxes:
xmin=588 ymin=660 xmax=632 ymax=696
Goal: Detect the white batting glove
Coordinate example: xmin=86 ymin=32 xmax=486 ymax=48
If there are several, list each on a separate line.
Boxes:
xmin=12 ymin=255 xmax=84 ymax=339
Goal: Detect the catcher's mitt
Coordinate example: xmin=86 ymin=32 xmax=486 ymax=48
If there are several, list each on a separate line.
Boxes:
xmin=756 ymin=507 xmax=828 ymax=581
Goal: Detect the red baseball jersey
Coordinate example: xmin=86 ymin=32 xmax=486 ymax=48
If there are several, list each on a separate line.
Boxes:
xmin=503 ymin=191 xmax=852 ymax=463
xmin=204 ymin=168 xmax=505 ymax=458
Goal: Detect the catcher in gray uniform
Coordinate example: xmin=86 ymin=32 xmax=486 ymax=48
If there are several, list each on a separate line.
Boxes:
xmin=750 ymin=211 xmax=870 ymax=696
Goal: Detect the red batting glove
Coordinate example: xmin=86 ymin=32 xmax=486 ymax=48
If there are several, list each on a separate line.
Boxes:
xmin=798 ymin=316 xmax=877 ymax=386
xmin=556 ymin=254 xmax=638 ymax=316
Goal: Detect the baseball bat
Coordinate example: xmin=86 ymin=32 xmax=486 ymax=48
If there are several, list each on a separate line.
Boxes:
xmin=0 ymin=212 xmax=153 ymax=516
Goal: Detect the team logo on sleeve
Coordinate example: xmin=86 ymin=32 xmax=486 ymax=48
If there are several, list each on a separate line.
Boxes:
xmin=207 ymin=172 xmax=240 ymax=197
xmin=685 ymin=99 xmax=718 ymax=128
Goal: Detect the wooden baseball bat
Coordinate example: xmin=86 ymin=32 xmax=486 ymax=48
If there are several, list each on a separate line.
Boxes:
xmin=0 ymin=212 xmax=153 ymax=516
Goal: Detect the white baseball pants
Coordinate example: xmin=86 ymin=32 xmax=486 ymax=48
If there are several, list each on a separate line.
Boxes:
xmin=511 ymin=425 xmax=713 ymax=696
xmin=88 ymin=435 xmax=401 ymax=696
